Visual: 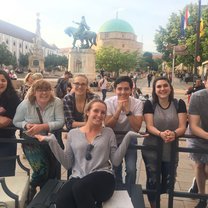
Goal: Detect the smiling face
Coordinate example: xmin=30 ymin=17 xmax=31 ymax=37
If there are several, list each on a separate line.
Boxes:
xmin=155 ymin=79 xmax=171 ymax=100
xmin=0 ymin=74 xmax=8 ymax=95
xmin=35 ymin=88 xmax=52 ymax=106
xmin=115 ymin=81 xmax=132 ymax=101
xmin=73 ymin=76 xmax=88 ymax=96
xmin=86 ymin=101 xmax=107 ymax=126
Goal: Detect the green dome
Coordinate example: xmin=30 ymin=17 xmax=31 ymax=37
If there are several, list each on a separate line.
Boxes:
xmin=99 ymin=19 xmax=135 ymax=34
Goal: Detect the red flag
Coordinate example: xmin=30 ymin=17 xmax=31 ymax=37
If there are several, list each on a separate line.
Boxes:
xmin=184 ymin=7 xmax=190 ymax=29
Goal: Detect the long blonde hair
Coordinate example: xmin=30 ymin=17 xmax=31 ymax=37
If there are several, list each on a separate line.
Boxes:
xmin=24 ymin=72 xmax=33 ymax=84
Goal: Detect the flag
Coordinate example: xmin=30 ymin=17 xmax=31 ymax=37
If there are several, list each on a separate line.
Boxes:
xmin=200 ymin=18 xmax=205 ymax=37
xmin=180 ymin=15 xmax=185 ymax=37
xmin=184 ymin=7 xmax=190 ymax=29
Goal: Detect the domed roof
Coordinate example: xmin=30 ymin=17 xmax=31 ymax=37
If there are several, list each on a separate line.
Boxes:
xmin=98 ymin=19 xmax=135 ymax=34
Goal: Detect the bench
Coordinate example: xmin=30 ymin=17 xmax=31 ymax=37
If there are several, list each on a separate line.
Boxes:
xmin=0 ymin=155 xmax=30 ymax=208
xmin=27 ymin=179 xmax=145 ymax=208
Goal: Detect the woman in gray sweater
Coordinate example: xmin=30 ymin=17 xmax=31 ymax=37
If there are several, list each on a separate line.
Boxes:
xmin=35 ymin=99 xmax=144 ymax=208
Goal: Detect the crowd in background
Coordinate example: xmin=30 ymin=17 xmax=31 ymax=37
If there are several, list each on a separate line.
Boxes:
xmin=1 ymin=69 xmax=208 ymax=208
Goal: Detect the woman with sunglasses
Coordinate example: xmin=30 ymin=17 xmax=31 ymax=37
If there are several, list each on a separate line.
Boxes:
xmin=63 ymin=74 xmax=99 ymax=131
xmin=13 ymin=79 xmax=64 ymax=201
xmin=142 ymin=77 xmax=187 ymax=208
xmin=35 ymin=99 xmax=144 ymax=208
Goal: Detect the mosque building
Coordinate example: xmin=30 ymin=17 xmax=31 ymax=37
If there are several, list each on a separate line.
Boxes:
xmin=96 ymin=18 xmax=143 ymax=54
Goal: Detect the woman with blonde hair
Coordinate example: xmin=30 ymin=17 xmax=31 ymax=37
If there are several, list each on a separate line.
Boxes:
xmin=13 ymin=79 xmax=64 ymax=201
xmin=63 ymin=74 xmax=99 ymax=131
xmin=35 ymin=99 xmax=145 ymax=208
xmin=20 ymin=72 xmax=34 ymax=100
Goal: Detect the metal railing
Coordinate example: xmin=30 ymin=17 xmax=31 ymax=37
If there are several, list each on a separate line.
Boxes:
xmin=1 ymin=128 xmax=208 ymax=207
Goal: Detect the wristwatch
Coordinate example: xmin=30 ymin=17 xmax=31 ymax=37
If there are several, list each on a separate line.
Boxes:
xmin=126 ymin=111 xmax=133 ymax=117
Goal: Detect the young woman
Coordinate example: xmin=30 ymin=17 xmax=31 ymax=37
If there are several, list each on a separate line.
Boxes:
xmin=63 ymin=74 xmax=99 ymax=131
xmin=19 ymin=72 xmax=34 ymax=100
xmin=142 ymin=77 xmax=187 ymax=208
xmin=0 ymin=70 xmax=20 ymax=177
xmin=35 ymin=100 xmax=144 ymax=208
xmin=13 ymin=79 xmax=64 ymax=200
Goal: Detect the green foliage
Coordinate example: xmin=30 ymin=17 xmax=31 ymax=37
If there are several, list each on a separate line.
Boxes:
xmin=136 ymin=52 xmax=158 ymax=71
xmin=45 ymin=54 xmax=68 ymax=69
xmin=154 ymin=3 xmax=208 ymax=69
xmin=96 ymin=46 xmax=138 ymax=75
xmin=0 ymin=43 xmax=17 ymax=66
xmin=19 ymin=53 xmax=29 ymax=67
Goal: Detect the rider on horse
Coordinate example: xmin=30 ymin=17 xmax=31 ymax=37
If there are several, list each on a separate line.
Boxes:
xmin=73 ymin=16 xmax=90 ymax=39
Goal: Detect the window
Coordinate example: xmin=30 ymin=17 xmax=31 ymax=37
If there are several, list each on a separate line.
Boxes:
xmin=25 ymin=45 xmax=27 ymax=49
xmin=19 ymin=43 xmax=22 ymax=48
xmin=6 ymin=40 xmax=8 ymax=44
xmin=13 ymin=42 xmax=16 ymax=46
xmin=122 ymin=44 xmax=125 ymax=48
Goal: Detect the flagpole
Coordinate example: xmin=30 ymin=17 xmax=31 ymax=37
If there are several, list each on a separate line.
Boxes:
xmin=172 ymin=46 xmax=175 ymax=85
xmin=194 ymin=0 xmax=201 ymax=79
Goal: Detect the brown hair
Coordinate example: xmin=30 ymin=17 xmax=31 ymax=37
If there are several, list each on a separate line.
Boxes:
xmin=84 ymin=99 xmax=106 ymax=121
xmin=28 ymin=79 xmax=54 ymax=103
xmin=73 ymin=74 xmax=89 ymax=84
xmin=152 ymin=76 xmax=174 ymax=103
xmin=73 ymin=74 xmax=94 ymax=93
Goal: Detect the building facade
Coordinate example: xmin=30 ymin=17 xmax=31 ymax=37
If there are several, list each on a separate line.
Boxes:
xmin=96 ymin=18 xmax=143 ymax=54
xmin=0 ymin=19 xmax=59 ymax=64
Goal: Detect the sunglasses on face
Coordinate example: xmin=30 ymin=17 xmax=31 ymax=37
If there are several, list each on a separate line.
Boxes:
xmin=85 ymin=144 xmax=94 ymax=161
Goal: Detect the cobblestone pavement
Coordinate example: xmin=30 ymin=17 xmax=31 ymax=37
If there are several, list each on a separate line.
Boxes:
xmin=16 ymin=76 xmax=205 ymax=208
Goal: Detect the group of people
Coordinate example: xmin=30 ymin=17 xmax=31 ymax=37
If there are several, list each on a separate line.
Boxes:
xmin=1 ymin=69 xmax=208 ymax=208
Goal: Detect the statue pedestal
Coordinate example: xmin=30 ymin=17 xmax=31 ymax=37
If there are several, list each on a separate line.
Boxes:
xmin=68 ymin=48 xmax=96 ymax=81
xmin=28 ymin=49 xmax=45 ymax=73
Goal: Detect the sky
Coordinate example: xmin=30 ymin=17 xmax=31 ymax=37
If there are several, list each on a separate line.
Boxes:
xmin=1 ymin=0 xmax=208 ymax=52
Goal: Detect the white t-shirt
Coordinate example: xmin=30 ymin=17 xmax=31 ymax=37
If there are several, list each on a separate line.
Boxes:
xmin=99 ymin=78 xmax=108 ymax=90
xmin=105 ymin=96 xmax=143 ymax=142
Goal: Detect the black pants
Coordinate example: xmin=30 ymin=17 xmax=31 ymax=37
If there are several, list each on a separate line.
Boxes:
xmin=56 ymin=171 xmax=115 ymax=208
xmin=101 ymin=89 xmax=107 ymax=101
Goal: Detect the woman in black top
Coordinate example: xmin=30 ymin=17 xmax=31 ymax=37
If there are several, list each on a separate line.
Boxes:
xmin=0 ymin=70 xmax=20 ymax=176
xmin=142 ymin=77 xmax=187 ymax=208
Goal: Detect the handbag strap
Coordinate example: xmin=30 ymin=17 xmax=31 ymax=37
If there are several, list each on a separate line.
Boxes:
xmin=36 ymin=107 xmax=43 ymax=124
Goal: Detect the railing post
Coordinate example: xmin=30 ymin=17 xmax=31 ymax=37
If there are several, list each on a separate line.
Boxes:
xmin=168 ymin=139 xmax=178 ymax=208
xmin=156 ymin=138 xmax=163 ymax=208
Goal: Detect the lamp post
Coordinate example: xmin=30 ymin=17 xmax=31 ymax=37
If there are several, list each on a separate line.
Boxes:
xmin=172 ymin=46 xmax=175 ymax=84
xmin=193 ymin=0 xmax=201 ymax=80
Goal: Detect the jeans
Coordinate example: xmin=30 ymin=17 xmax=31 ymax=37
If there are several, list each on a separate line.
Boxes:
xmin=101 ymin=89 xmax=107 ymax=101
xmin=114 ymin=136 xmax=137 ymax=195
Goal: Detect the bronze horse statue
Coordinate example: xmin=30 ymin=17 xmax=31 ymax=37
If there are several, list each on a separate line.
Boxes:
xmin=65 ymin=27 xmax=97 ymax=49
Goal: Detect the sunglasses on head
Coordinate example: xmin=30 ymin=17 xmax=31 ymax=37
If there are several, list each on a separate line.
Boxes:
xmin=85 ymin=144 xmax=94 ymax=161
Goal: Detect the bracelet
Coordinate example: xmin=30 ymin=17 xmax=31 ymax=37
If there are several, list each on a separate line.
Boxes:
xmin=174 ymin=131 xmax=177 ymax=138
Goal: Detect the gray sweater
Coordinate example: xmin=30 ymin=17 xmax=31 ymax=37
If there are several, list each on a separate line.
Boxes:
xmin=45 ymin=127 xmax=140 ymax=178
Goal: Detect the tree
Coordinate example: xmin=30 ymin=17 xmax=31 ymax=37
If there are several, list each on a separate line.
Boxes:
xmin=136 ymin=52 xmax=158 ymax=72
xmin=19 ymin=53 xmax=29 ymax=67
xmin=96 ymin=46 xmax=138 ymax=76
xmin=0 ymin=43 xmax=17 ymax=66
xmin=45 ymin=54 xmax=68 ymax=71
xmin=154 ymin=3 xmax=208 ymax=70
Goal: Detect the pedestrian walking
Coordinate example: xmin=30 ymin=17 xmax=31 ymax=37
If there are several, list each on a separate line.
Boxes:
xmin=98 ymin=75 xmax=108 ymax=101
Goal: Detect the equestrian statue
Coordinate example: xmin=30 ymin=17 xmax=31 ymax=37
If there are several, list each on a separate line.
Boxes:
xmin=65 ymin=16 xmax=97 ymax=49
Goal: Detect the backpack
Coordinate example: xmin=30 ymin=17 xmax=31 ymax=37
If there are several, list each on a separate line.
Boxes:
xmin=150 ymin=98 xmax=179 ymax=112
xmin=55 ymin=78 xmax=64 ymax=98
